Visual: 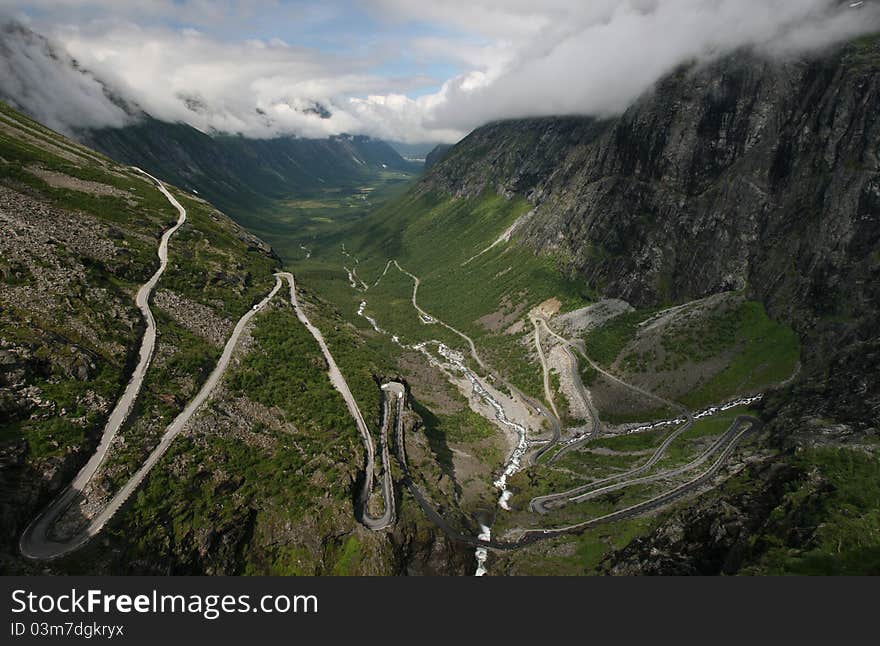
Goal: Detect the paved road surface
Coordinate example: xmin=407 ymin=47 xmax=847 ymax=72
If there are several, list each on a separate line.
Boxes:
xmin=538 ymin=315 xmax=692 ymax=465
xmin=530 ymin=343 xmax=601 ymax=466
xmin=527 ymin=316 xmax=565 ymax=464
xmin=562 ymin=346 xmax=600 ymax=435
xmin=531 ymin=316 xmax=561 ymax=421
xmin=21 ymin=175 xmax=285 ymax=559
xmin=519 ymin=416 xmax=759 ymax=541
xmin=20 ymin=170 xmax=187 ymax=559
xmin=529 ymin=316 xmax=697 ymax=512
xmin=389 ymin=379 xmax=758 ymax=551
xmin=561 ymin=414 xmax=755 ymax=508
xmin=21 ymin=274 xmax=282 ymax=559
xmin=282 ymin=272 xmax=395 ymax=530
xmin=391 ymin=260 xmax=490 ymax=373
xmin=367 ymin=261 xmax=755 ymax=550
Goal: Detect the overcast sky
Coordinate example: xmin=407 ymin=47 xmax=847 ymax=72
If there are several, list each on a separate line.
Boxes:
xmin=1 ymin=0 xmax=878 ymax=143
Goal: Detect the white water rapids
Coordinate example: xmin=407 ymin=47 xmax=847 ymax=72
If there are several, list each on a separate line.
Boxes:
xmin=554 ymin=394 xmax=765 ymax=451
xmin=624 ymin=394 xmax=765 ymax=435
xmin=432 ymin=343 xmax=530 ymax=511
xmin=353 ymin=269 xmax=769 ymax=576
xmin=356 ymin=288 xmax=533 ymax=574
xmin=475 ymin=523 xmax=492 ymax=576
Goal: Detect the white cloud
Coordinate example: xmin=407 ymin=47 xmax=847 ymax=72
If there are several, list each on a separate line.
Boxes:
xmin=0 ymin=21 xmax=132 ymax=132
xmin=407 ymin=0 xmax=880 ymax=132
xmin=56 ymin=21 xmax=376 ymax=139
xmin=0 ymin=0 xmax=878 ymax=143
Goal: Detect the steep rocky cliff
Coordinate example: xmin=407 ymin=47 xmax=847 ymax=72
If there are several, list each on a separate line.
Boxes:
xmin=425 ymin=35 xmax=880 ymax=432
xmin=417 ymin=35 xmax=880 ymax=573
xmin=424 ymin=143 xmax=453 ymax=171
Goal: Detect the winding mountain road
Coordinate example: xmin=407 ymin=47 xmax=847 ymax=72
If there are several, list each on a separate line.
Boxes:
xmin=20 ymin=169 xmax=187 ymax=559
xmin=17 ymin=167 xmax=763 ymax=563
xmin=23 ymin=264 xmax=397 ymax=560
xmin=529 ymin=342 xmax=600 ymax=466
xmin=371 ymin=261 xmax=744 ymax=545
xmin=565 ymin=415 xmax=754 ymax=506
xmin=386 ymin=260 xmax=565 ymax=466
xmin=386 ymin=371 xmax=758 ymax=551
xmin=282 ymin=272 xmax=395 ymax=530
xmin=532 ymin=317 xmax=561 ymax=422
xmin=528 ymin=316 xmax=697 ymax=513
xmin=391 ymin=260 xmax=490 ymax=373
xmin=339 ymin=259 xmax=774 ymax=564
xmin=518 ymin=317 xmax=763 ymax=536
xmin=563 ymin=346 xmax=600 ymax=434
xmin=527 ymin=316 xmax=565 ymax=464
xmin=20 ymin=173 xmax=287 ymax=559
xmin=538 ymin=316 xmax=682 ymax=417
xmin=519 ymin=416 xmax=760 ymax=541
xmin=536 ymin=313 xmax=693 ymax=466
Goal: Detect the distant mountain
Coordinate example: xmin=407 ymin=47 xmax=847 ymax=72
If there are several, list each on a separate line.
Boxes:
xmin=0 ymin=21 xmax=420 ymax=224
xmin=81 ymin=118 xmax=420 ymax=219
xmin=0 ymin=22 xmax=136 ymax=134
xmin=387 ymin=141 xmax=444 ymax=162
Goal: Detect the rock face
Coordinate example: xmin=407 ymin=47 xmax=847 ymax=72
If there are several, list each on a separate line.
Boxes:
xmin=425 ymin=37 xmax=880 ymax=432
xmin=420 ymin=36 xmax=880 ymax=573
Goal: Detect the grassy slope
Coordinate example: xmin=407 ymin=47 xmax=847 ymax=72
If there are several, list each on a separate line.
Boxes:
xmin=289 ymin=126 xmax=880 ymax=579
xmin=62 ymin=304 xmax=377 ymax=575
xmin=0 ymin=100 xmax=283 ymax=572
xmin=743 ymin=446 xmax=880 ymax=575
xmin=301 ymin=191 xmax=594 ymax=402
xmin=492 ymin=406 xmax=760 ymax=574
xmin=0 ymin=101 xmax=278 ymax=459
xmin=309 ymin=188 xmax=798 ymax=415
xmin=585 ymin=297 xmax=800 ymax=410
xmin=293 ymin=176 xmax=834 ymax=575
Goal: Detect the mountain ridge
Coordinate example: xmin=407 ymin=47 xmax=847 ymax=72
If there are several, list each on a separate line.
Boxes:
xmin=0 ymin=21 xmax=420 ymax=226
xmin=419 ymin=35 xmax=880 ymax=426
xmin=326 ymin=33 xmax=879 ymax=574
xmin=80 ymin=118 xmax=419 ymax=221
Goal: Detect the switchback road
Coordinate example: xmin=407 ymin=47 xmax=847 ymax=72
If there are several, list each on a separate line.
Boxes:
xmin=20 ymin=176 xmax=284 ymax=559
xmin=386 ymin=377 xmax=759 ymax=551
xmin=529 ymin=316 xmax=696 ymax=512
xmin=282 ymin=272 xmax=395 ymax=530
xmin=20 ymin=170 xmax=187 ymax=559
xmin=519 ymin=416 xmax=759 ymax=541
xmin=335 ymin=257 xmax=761 ymax=556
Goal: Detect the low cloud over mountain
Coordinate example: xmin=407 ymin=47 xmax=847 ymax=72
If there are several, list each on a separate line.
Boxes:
xmin=1 ymin=1 xmax=878 ymax=142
